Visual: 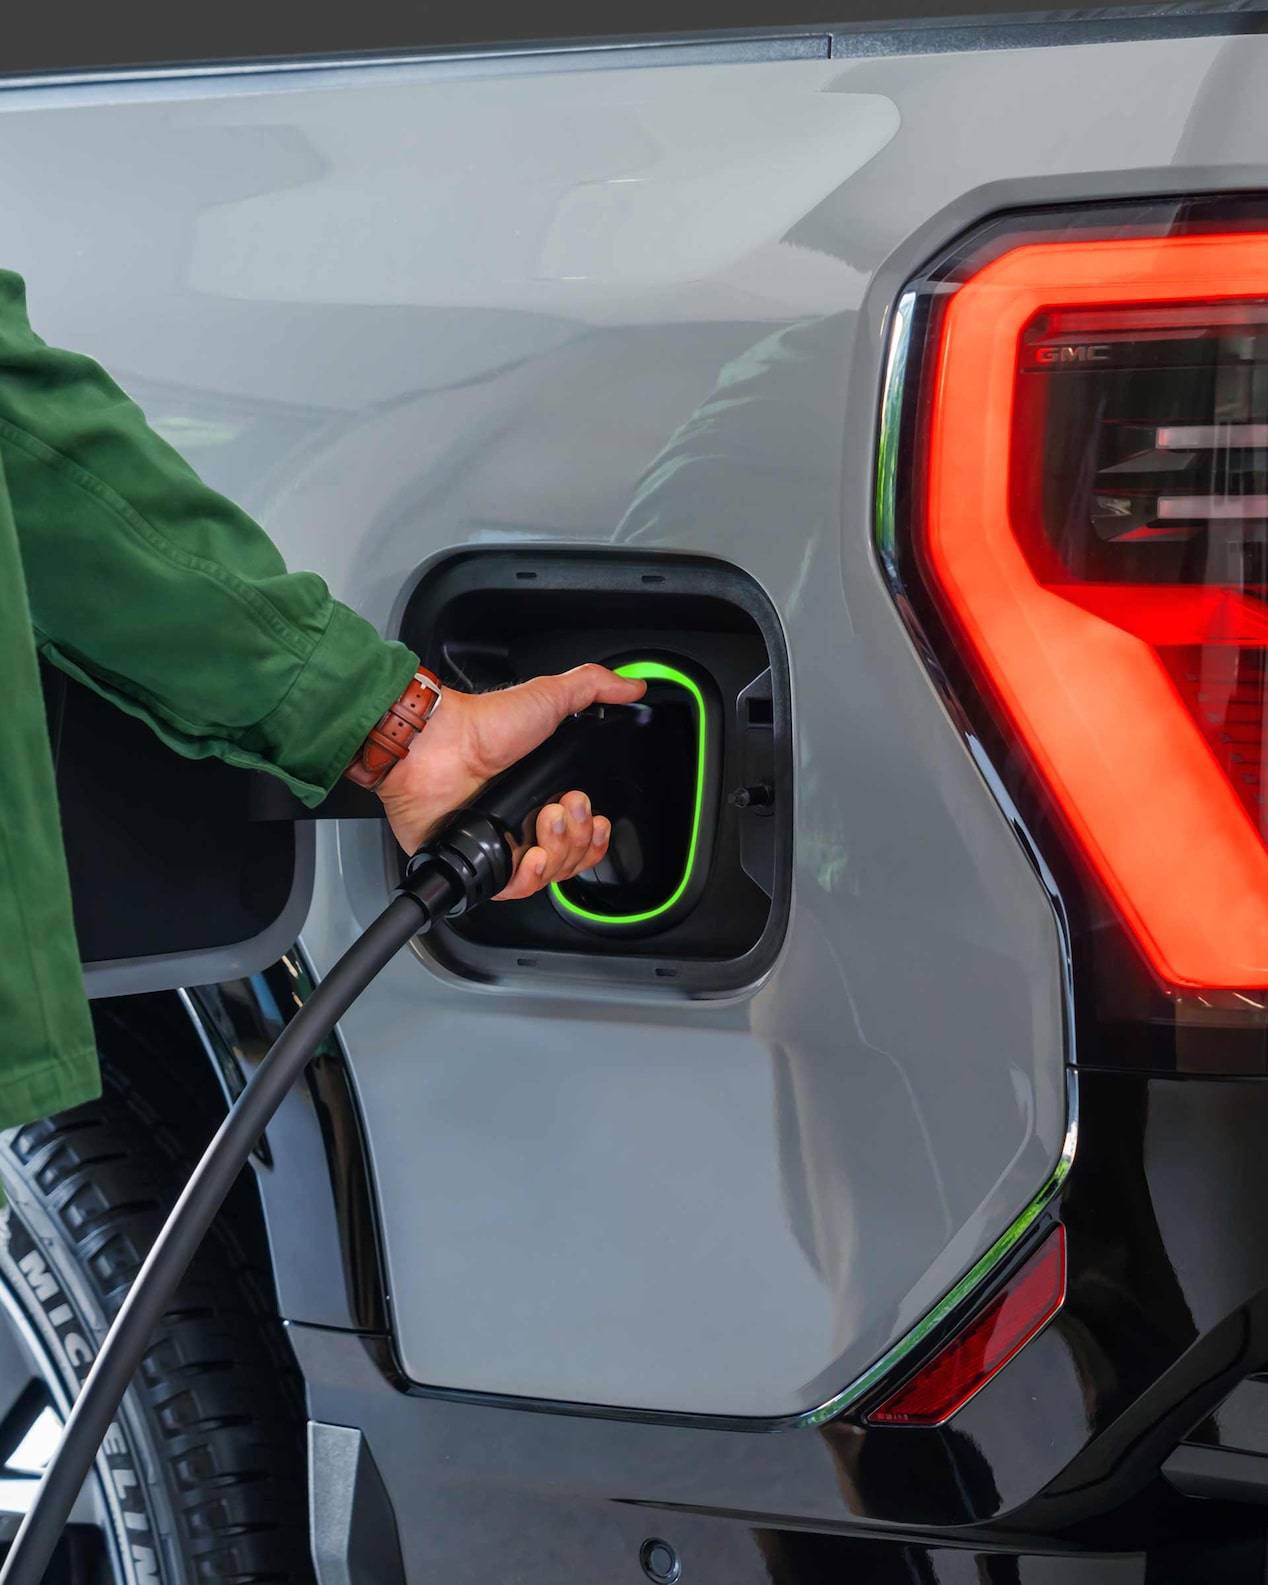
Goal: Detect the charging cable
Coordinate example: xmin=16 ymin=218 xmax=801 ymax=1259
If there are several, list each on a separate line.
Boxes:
xmin=0 ymin=709 xmax=614 ymax=1585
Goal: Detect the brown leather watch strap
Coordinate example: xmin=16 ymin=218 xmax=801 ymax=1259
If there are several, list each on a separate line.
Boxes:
xmin=343 ymin=667 xmax=442 ymax=790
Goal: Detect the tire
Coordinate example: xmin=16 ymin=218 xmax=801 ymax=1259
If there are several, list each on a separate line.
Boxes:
xmin=0 ymin=1062 xmax=312 ymax=1585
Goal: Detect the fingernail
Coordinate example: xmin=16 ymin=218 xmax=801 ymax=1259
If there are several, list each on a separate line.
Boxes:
xmin=552 ymin=814 xmax=567 ymax=836
xmin=535 ymin=857 xmax=547 ymax=876
xmin=595 ymin=822 xmax=609 ymax=845
xmin=570 ymin=795 xmax=591 ymax=819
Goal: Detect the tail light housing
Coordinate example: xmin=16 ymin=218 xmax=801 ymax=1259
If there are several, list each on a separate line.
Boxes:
xmin=881 ymin=200 xmax=1268 ymax=1067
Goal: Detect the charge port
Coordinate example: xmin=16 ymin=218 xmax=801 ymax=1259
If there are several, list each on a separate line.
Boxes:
xmin=399 ymin=551 xmax=791 ymax=992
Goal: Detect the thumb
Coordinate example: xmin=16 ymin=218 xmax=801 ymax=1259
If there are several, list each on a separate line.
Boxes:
xmin=469 ymin=664 xmax=648 ymax=782
xmin=537 ymin=663 xmax=647 ymax=721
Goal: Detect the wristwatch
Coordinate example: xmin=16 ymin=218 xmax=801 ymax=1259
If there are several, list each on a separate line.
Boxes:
xmin=343 ymin=667 xmax=443 ymax=790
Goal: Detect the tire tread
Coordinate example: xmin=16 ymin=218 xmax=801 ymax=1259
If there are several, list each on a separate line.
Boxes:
xmin=3 ymin=1066 xmax=311 ymax=1585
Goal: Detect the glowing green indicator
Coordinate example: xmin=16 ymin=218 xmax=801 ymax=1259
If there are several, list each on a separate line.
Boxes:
xmin=550 ymin=660 xmax=706 ymax=928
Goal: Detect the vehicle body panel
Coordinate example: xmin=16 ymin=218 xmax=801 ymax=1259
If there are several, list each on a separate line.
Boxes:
xmin=7 ymin=24 xmax=1261 ymax=1421
xmin=7 ymin=15 xmax=1268 ymax=1554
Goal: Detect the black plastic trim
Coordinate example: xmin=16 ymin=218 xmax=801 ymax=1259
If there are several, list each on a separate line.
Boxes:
xmin=180 ymin=955 xmax=391 ymax=1335
xmin=1164 ymin=1443 xmax=1268 ymax=1504
xmin=308 ymin=1423 xmax=407 ymax=1585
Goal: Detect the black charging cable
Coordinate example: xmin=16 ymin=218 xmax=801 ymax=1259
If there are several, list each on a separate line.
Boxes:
xmin=0 ymin=710 xmax=614 ymax=1585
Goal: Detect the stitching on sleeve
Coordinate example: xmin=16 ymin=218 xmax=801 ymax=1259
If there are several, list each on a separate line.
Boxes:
xmin=250 ymin=596 xmax=339 ymax=741
xmin=34 ymin=628 xmax=255 ymax=738
xmin=0 ymin=415 xmax=316 ymax=663
xmin=34 ymin=634 xmax=329 ymax=800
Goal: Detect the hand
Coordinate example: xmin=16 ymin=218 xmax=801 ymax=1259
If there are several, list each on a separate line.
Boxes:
xmin=376 ymin=663 xmax=646 ymax=900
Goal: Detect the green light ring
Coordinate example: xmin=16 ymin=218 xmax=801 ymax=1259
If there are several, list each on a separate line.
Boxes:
xmin=550 ymin=661 xmax=706 ymax=927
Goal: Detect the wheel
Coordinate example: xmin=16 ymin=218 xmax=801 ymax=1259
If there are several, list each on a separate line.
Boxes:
xmin=0 ymin=1062 xmax=312 ymax=1585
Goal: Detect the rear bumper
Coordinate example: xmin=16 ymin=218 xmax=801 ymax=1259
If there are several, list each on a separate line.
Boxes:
xmin=291 ymin=1069 xmax=1268 ymax=1577
xmin=846 ymin=1068 xmax=1268 ymax=1535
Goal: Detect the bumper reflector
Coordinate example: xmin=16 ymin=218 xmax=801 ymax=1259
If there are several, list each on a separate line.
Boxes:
xmin=867 ymin=1227 xmax=1066 ymax=1427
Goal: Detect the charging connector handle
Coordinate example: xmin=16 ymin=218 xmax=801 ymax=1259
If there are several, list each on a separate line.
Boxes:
xmin=0 ymin=707 xmax=622 ymax=1585
xmin=402 ymin=708 xmax=619 ymax=914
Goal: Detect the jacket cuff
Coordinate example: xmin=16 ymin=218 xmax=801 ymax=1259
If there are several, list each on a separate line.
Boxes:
xmin=259 ymin=601 xmax=421 ymax=806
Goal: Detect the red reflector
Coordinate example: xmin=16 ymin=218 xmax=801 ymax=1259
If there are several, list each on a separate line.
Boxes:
xmin=925 ymin=233 xmax=1268 ymax=988
xmin=867 ymin=1227 xmax=1066 ymax=1427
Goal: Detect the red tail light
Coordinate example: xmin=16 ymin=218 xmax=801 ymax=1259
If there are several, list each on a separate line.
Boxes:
xmin=914 ymin=222 xmax=1268 ymax=991
xmin=868 ymin=1227 xmax=1066 ymax=1427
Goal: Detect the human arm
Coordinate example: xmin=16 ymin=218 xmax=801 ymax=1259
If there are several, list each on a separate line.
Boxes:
xmin=0 ymin=271 xmax=638 ymax=894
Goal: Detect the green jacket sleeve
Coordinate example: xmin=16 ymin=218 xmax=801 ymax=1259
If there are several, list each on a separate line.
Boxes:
xmin=0 ymin=272 xmax=419 ymax=806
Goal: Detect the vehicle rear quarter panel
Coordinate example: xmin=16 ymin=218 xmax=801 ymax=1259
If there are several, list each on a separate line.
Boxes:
xmin=2 ymin=28 xmax=1255 ymax=1416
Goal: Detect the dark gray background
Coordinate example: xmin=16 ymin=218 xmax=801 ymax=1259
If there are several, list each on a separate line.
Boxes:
xmin=4 ymin=1 xmax=1267 ymax=77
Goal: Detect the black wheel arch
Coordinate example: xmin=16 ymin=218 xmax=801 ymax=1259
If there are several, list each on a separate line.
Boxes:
xmin=90 ymin=959 xmax=389 ymax=1339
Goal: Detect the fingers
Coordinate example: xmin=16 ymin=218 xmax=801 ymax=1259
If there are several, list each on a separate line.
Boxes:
xmin=494 ymin=793 xmax=612 ymax=901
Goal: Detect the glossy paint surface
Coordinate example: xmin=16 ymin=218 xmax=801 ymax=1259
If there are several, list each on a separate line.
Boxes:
xmin=293 ymin=1070 xmax=1268 ymax=1566
xmin=5 ymin=23 xmax=1263 ymax=1419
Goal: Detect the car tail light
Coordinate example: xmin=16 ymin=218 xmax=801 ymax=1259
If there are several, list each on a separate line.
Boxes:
xmin=886 ymin=205 xmax=1268 ymax=1001
xmin=868 ymin=1227 xmax=1066 ymax=1427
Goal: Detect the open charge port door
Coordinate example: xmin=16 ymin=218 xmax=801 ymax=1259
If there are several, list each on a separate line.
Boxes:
xmin=400 ymin=551 xmax=792 ymax=993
